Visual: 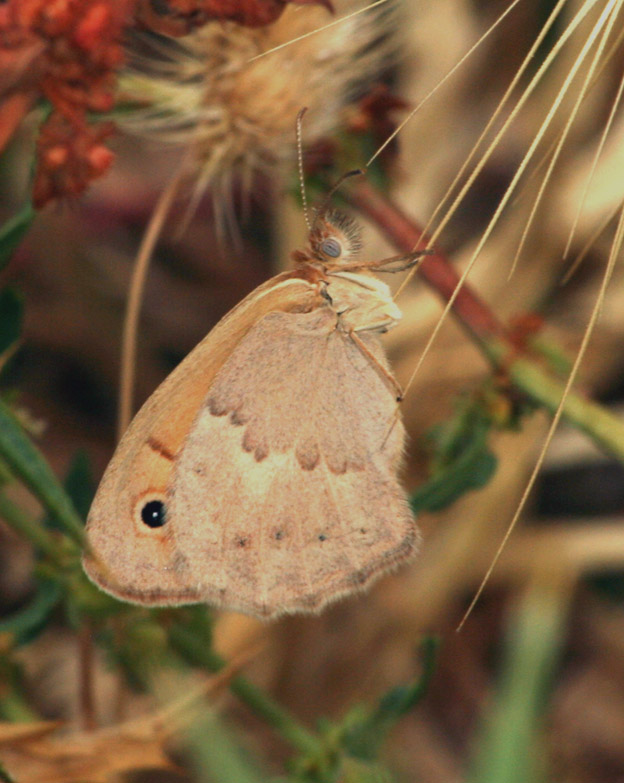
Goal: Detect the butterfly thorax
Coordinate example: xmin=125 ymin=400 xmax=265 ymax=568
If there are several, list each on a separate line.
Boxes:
xmin=325 ymin=272 xmax=402 ymax=335
xmin=291 ymin=209 xmax=402 ymax=335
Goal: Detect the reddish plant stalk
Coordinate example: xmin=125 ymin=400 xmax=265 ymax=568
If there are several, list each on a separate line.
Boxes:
xmin=349 ymin=180 xmax=506 ymax=346
xmin=350 ymin=180 xmax=624 ymax=464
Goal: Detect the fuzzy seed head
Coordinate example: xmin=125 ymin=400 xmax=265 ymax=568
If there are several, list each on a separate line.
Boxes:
xmin=120 ymin=1 xmax=397 ymax=192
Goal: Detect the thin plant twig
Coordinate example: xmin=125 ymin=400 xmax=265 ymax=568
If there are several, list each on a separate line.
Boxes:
xmin=118 ymin=164 xmax=188 ymax=440
xmin=247 ymin=0 xmax=389 ymax=62
xmin=457 ymin=198 xmax=624 ymax=630
xmin=78 ymin=623 xmax=97 ymax=731
xmin=349 ymin=180 xmax=624 ymax=463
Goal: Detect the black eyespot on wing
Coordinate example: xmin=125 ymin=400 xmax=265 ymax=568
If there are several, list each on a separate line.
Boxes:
xmin=141 ymin=499 xmax=167 ymax=528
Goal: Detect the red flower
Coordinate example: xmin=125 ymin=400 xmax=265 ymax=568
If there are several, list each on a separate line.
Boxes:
xmin=0 ymin=0 xmax=134 ymax=205
xmin=33 ymin=114 xmax=115 ymax=207
xmin=0 ymin=0 xmax=333 ymax=205
xmin=135 ymin=0 xmax=333 ymax=36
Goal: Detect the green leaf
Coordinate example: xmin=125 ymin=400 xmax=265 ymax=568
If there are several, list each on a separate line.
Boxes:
xmin=410 ymin=395 xmax=497 ymax=512
xmin=0 ymin=397 xmax=84 ymax=544
xmin=188 ymin=712 xmax=267 ymax=783
xmin=0 ymin=758 xmax=17 ymax=783
xmin=0 ymin=288 xmax=23 ymax=357
xmin=0 ymin=648 xmax=39 ymax=722
xmin=63 ymin=450 xmax=94 ymax=521
xmin=0 ymin=490 xmax=56 ymax=556
xmin=411 ymin=450 xmax=497 ymax=512
xmin=165 ymin=605 xmax=214 ymax=666
xmin=467 ymin=578 xmax=570 ymax=783
xmin=111 ymin=616 xmax=172 ymax=691
xmin=372 ymin=637 xmax=438 ymax=723
xmin=0 ymin=203 xmax=35 ymax=271
xmin=42 ymin=449 xmax=94 ymax=531
xmin=0 ymin=578 xmax=61 ymax=645
xmin=339 ymin=757 xmax=394 ymax=783
xmin=341 ymin=638 xmax=439 ymax=762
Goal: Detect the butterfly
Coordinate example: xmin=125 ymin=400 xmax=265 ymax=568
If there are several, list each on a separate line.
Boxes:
xmin=83 ymin=172 xmax=424 ymax=619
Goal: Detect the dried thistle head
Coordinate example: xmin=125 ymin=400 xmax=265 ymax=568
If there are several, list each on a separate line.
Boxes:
xmin=120 ymin=1 xmax=398 ymax=196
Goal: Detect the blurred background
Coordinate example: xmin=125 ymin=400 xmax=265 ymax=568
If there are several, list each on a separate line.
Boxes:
xmin=2 ymin=0 xmax=624 ymax=780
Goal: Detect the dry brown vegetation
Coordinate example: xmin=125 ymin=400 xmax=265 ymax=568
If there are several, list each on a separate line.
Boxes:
xmin=1 ymin=1 xmax=624 ymax=781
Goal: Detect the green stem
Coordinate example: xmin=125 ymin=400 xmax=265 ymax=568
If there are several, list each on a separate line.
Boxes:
xmin=168 ymin=626 xmax=321 ymax=756
xmin=229 ymin=669 xmax=320 ymax=756
xmin=0 ymin=493 xmax=57 ymax=558
xmin=351 ymin=182 xmax=624 ymax=465
xmin=486 ymin=339 xmax=624 ymax=461
xmin=468 ymin=571 xmax=571 ymax=783
xmin=376 ymin=636 xmax=439 ymax=727
xmin=187 ymin=711 xmax=266 ymax=783
xmin=0 ymin=201 xmax=36 ymax=271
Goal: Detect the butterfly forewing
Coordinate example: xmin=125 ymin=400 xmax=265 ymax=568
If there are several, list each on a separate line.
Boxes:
xmin=82 ymin=275 xmax=322 ymax=604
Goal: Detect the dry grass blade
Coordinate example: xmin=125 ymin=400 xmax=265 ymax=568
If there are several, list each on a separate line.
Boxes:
xmin=398 ymin=0 xmax=616 ymax=404
xmin=0 ymin=722 xmax=62 ymax=745
xmin=509 ymin=0 xmax=623 ymax=277
xmin=562 ymin=196 xmax=624 ymax=283
xmin=458 ymin=200 xmax=624 ymax=631
xmin=507 ymin=20 xmax=624 ymax=218
xmin=0 ymin=650 xmax=257 ymax=783
xmin=367 ymin=0 xmax=525 ymax=168
xmin=402 ymin=0 xmax=569 ymax=267
xmin=423 ymin=0 xmax=601 ymax=252
xmin=562 ymin=37 xmax=624 ymax=261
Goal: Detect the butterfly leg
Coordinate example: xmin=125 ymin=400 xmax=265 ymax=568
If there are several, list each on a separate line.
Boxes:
xmin=328 ymin=270 xmax=404 ymax=399
xmin=347 ymin=328 xmax=404 ymax=402
xmin=334 ymin=249 xmax=431 ymax=274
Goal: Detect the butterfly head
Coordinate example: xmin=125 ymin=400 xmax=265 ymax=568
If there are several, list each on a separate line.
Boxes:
xmin=311 ymin=209 xmax=362 ymax=264
xmin=293 ymin=208 xmax=362 ymax=268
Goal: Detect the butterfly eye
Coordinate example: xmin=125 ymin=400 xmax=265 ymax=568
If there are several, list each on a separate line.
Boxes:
xmin=139 ymin=497 xmax=167 ymax=528
xmin=320 ymin=237 xmax=342 ymax=258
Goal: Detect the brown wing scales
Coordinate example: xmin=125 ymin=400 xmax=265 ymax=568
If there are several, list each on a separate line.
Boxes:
xmin=169 ymin=307 xmax=418 ymax=617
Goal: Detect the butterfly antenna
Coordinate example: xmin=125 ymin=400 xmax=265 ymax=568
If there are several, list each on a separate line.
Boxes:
xmin=312 ymin=168 xmax=365 ymax=231
xmin=296 ymin=108 xmax=312 ymax=231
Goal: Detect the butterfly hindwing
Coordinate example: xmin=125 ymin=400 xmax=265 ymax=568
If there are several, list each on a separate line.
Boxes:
xmin=168 ymin=308 xmax=418 ymax=617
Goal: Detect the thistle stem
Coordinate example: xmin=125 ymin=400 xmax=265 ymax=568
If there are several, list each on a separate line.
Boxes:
xmin=118 ymin=165 xmax=186 ymax=440
xmin=350 ymin=180 xmax=624 ymax=463
xmin=0 ymin=493 xmax=56 ymax=557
